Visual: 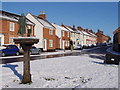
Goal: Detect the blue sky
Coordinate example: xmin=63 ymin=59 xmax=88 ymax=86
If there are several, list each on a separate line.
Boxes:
xmin=2 ymin=2 xmax=118 ymax=39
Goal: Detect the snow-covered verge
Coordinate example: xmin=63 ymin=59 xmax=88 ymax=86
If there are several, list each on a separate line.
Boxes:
xmin=1 ymin=54 xmax=118 ymax=88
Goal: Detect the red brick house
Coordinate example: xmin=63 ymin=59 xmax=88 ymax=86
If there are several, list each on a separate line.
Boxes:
xmin=0 ymin=10 xmax=35 ymax=46
xmin=61 ymin=24 xmax=75 ymax=49
xmin=113 ymin=27 xmax=120 ymax=52
xmin=52 ymin=23 xmax=70 ymax=50
xmin=26 ymin=12 xmax=57 ymax=51
xmin=61 ymin=26 xmax=70 ymax=49
xmin=96 ymin=29 xmax=110 ymax=44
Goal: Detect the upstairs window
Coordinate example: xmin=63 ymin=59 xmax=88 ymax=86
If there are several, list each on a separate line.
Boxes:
xmin=62 ymin=31 xmax=65 ymax=37
xmin=49 ymin=29 xmax=53 ymax=35
xmin=10 ymin=22 xmax=15 ymax=31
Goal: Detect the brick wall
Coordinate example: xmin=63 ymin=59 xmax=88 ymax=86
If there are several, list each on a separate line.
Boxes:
xmin=96 ymin=30 xmax=109 ymax=44
xmin=62 ymin=31 xmax=70 ymax=48
xmin=43 ymin=27 xmax=57 ymax=50
xmin=1 ymin=19 xmax=34 ymax=45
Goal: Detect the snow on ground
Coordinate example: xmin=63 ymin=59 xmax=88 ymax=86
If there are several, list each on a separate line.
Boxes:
xmin=1 ymin=53 xmax=118 ymax=88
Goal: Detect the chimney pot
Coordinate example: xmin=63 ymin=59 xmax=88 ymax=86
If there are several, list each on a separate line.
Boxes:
xmin=38 ymin=11 xmax=46 ymax=20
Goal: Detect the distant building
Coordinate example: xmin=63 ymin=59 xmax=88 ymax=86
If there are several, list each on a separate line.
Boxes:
xmin=0 ymin=10 xmax=35 ymax=46
xmin=96 ymin=29 xmax=110 ymax=44
xmin=61 ymin=25 xmax=76 ymax=47
xmin=113 ymin=27 xmax=120 ymax=52
xmin=52 ymin=23 xmax=70 ymax=50
xmin=85 ymin=29 xmax=97 ymax=46
xmin=77 ymin=27 xmax=92 ymax=46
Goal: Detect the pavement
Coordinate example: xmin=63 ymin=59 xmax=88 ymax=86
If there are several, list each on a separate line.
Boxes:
xmin=1 ymin=46 xmax=109 ymax=64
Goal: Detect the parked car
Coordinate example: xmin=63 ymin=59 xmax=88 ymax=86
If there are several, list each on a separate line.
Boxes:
xmin=82 ymin=45 xmax=89 ymax=49
xmin=73 ymin=44 xmax=83 ymax=50
xmin=20 ymin=46 xmax=41 ymax=55
xmin=101 ymin=43 xmax=107 ymax=46
xmin=88 ymin=44 xmax=94 ymax=48
xmin=30 ymin=46 xmax=41 ymax=55
xmin=96 ymin=43 xmax=101 ymax=47
xmin=0 ymin=45 xmax=19 ymax=57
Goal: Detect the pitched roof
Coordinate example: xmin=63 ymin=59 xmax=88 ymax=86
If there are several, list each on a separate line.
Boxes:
xmin=81 ymin=30 xmax=91 ymax=36
xmin=88 ymin=31 xmax=97 ymax=37
xmin=62 ymin=25 xmax=76 ymax=33
xmin=0 ymin=10 xmax=34 ymax=25
xmin=76 ymin=30 xmax=83 ymax=34
xmin=30 ymin=13 xmax=55 ymax=29
xmin=52 ymin=23 xmax=68 ymax=31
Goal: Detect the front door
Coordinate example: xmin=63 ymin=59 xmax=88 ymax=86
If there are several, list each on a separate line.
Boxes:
xmin=43 ymin=39 xmax=47 ymax=51
xmin=60 ymin=39 xmax=62 ymax=49
xmin=62 ymin=40 xmax=65 ymax=49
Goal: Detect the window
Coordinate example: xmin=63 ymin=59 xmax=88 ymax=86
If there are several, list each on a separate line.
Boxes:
xmin=62 ymin=31 xmax=64 ymax=37
xmin=9 ymin=37 xmax=14 ymax=44
xmin=28 ymin=26 xmax=31 ymax=29
xmin=74 ymin=33 xmax=75 ymax=37
xmin=49 ymin=29 xmax=53 ymax=35
xmin=68 ymin=32 xmax=69 ymax=37
xmin=10 ymin=22 xmax=15 ymax=31
xmin=49 ymin=40 xmax=53 ymax=47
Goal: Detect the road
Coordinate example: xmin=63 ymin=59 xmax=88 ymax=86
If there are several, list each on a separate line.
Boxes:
xmin=1 ymin=46 xmax=111 ymax=64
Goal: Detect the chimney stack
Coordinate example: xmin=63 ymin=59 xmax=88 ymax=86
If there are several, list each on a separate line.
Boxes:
xmin=77 ymin=26 xmax=83 ymax=31
xmin=89 ymin=29 xmax=93 ymax=33
xmin=85 ymin=29 xmax=89 ymax=32
xmin=73 ymin=25 xmax=75 ymax=29
xmin=38 ymin=11 xmax=46 ymax=20
xmin=98 ymin=29 xmax=103 ymax=34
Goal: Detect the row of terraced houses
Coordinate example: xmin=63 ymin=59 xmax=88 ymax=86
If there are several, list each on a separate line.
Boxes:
xmin=0 ymin=10 xmax=110 ymax=51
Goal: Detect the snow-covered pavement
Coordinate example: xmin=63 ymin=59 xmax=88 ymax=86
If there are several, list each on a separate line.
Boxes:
xmin=1 ymin=53 xmax=118 ymax=88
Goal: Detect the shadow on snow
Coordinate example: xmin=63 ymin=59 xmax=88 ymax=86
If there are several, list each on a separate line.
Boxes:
xmin=88 ymin=54 xmax=105 ymax=60
xmin=2 ymin=64 xmax=22 ymax=81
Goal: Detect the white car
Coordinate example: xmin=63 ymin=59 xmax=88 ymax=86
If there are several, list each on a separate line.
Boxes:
xmin=74 ymin=44 xmax=83 ymax=50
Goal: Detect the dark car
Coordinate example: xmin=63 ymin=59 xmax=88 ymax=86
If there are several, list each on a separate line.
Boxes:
xmin=101 ymin=43 xmax=107 ymax=46
xmin=0 ymin=45 xmax=19 ymax=57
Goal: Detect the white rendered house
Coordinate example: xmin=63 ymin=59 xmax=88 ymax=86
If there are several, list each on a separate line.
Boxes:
xmin=26 ymin=13 xmax=56 ymax=51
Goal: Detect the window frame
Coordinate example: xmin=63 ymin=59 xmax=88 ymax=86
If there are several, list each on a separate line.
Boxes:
xmin=49 ymin=28 xmax=53 ymax=35
xmin=49 ymin=40 xmax=53 ymax=47
xmin=10 ymin=22 xmax=15 ymax=31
